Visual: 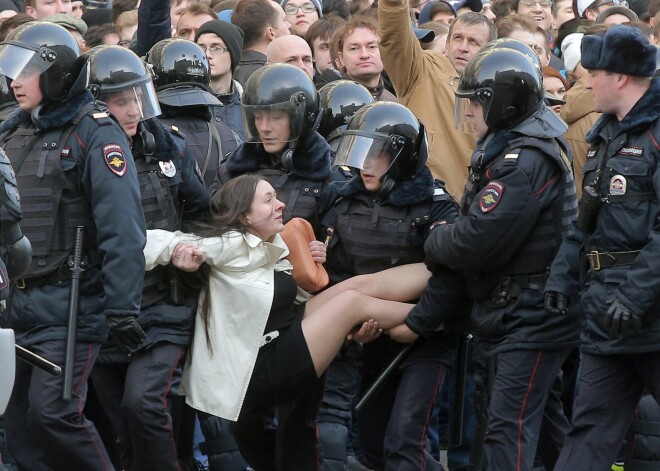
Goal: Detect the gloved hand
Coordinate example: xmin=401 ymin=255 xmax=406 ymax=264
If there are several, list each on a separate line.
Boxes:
xmin=544 ymin=291 xmax=568 ymax=315
xmin=604 ymin=298 xmax=642 ymax=337
xmin=107 ymin=315 xmax=146 ymax=351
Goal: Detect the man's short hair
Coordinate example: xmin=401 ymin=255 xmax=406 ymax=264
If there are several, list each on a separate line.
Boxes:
xmin=448 ymin=11 xmax=497 ymax=41
xmin=305 ymin=13 xmax=345 ymax=51
xmin=492 ymin=0 xmax=517 ymax=18
xmin=0 ymin=13 xmax=34 ymax=41
xmin=232 ymin=0 xmax=278 ymax=49
xmin=111 ymin=0 xmax=137 ymax=22
xmin=84 ymin=23 xmax=117 ymax=48
xmin=115 ymin=9 xmax=137 ymax=31
xmin=496 ymin=13 xmax=537 ymax=37
xmin=181 ymin=2 xmax=217 ymax=22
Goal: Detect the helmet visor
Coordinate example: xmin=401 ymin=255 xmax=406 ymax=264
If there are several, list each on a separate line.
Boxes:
xmin=101 ymin=80 xmax=162 ymax=122
xmin=333 ymin=131 xmax=403 ymax=177
xmin=0 ymin=43 xmax=55 ymax=85
xmin=242 ymin=100 xmax=306 ymax=144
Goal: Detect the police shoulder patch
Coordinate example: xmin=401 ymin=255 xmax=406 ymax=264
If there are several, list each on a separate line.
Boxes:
xmin=103 ymin=143 xmax=127 ymax=177
xmin=480 ymin=181 xmax=504 ymax=213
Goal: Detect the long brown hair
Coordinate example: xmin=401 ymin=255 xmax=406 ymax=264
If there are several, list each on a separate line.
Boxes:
xmin=195 ymin=174 xmax=263 ymax=352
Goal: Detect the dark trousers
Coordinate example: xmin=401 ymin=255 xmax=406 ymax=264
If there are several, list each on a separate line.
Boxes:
xmin=232 ymin=380 xmax=325 ymax=471
xmin=197 ymin=413 xmax=249 ymax=471
xmin=554 ymin=351 xmax=660 ymax=471
xmin=5 ymin=340 xmax=113 ymax=471
xmin=357 ymin=360 xmax=446 ymax=471
xmin=484 ymin=348 xmax=570 ymax=471
xmin=318 ymin=341 xmax=362 ymax=471
xmin=91 ymin=342 xmax=184 ymax=471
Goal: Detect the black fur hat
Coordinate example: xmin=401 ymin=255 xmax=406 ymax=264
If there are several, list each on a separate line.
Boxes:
xmin=581 ymin=25 xmax=656 ymax=77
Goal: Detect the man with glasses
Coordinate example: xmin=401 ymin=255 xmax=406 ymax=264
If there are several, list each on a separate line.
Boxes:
xmin=281 ymin=0 xmax=322 ymax=37
xmin=577 ymin=0 xmax=627 ymax=20
xmin=516 ymin=0 xmax=554 ymax=34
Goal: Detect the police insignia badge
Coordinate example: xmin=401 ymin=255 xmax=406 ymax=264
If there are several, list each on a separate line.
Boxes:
xmin=480 ymin=181 xmax=504 ymax=213
xmin=610 ymin=175 xmax=627 ymax=196
xmin=159 ymin=160 xmax=177 ymax=178
xmin=103 ymin=144 xmax=127 ymax=176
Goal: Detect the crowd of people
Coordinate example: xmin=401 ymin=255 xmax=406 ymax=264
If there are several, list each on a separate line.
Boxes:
xmin=0 ymin=0 xmax=658 ymax=469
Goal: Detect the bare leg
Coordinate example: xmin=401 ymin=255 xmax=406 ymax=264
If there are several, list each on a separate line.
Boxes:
xmin=305 ymin=263 xmax=430 ymax=315
xmin=302 ymin=290 xmax=416 ymax=376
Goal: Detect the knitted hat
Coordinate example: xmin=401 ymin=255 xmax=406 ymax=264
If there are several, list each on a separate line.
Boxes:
xmin=195 ymin=20 xmax=244 ymax=72
xmin=561 ymin=33 xmax=583 ymax=74
xmin=280 ymin=0 xmax=323 ymax=17
xmin=581 ymin=25 xmax=656 ymax=77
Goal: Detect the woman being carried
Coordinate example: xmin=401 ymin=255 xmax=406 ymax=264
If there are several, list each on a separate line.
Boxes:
xmin=144 ymin=174 xmax=432 ymax=470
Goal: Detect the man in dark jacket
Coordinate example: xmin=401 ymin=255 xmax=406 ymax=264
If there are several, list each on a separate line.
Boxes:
xmin=0 ymin=23 xmax=146 ymax=470
xmin=545 ymin=25 xmax=660 ymax=470
xmin=420 ymin=46 xmax=579 ymax=470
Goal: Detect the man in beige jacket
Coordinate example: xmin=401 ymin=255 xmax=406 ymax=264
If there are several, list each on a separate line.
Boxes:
xmin=378 ymin=3 xmax=496 ymax=197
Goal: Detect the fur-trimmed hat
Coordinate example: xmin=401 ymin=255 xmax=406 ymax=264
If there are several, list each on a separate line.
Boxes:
xmin=581 ymin=25 xmax=656 ymax=77
xmin=195 ymin=20 xmax=244 ymax=72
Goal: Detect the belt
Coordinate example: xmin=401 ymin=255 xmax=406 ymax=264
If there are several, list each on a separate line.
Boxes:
xmin=15 ymin=268 xmax=70 ymax=289
xmin=586 ymin=250 xmax=640 ymax=271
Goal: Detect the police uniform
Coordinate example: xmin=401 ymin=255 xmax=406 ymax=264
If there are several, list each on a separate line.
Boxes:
xmin=548 ymin=77 xmax=660 ymax=470
xmin=90 ymin=117 xmax=209 ymax=471
xmin=424 ymin=122 xmax=579 ymax=469
xmin=159 ymin=104 xmax=240 ymax=189
xmin=323 ymin=167 xmax=460 ymax=471
xmin=0 ymin=90 xmax=146 ymax=470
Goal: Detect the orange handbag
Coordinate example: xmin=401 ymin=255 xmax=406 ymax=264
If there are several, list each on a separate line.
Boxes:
xmin=280 ymin=218 xmax=329 ymax=293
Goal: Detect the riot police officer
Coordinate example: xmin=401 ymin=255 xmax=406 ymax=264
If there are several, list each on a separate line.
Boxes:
xmin=84 ymin=45 xmax=209 ymax=471
xmin=147 ymin=38 xmax=241 ymax=189
xmin=326 ymin=101 xmax=459 ymax=470
xmin=0 ymin=22 xmax=146 ymax=470
xmin=421 ymin=47 xmax=580 ymax=470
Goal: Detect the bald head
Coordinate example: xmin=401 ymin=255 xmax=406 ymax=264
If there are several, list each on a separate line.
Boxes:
xmin=266 ymin=35 xmax=314 ymax=79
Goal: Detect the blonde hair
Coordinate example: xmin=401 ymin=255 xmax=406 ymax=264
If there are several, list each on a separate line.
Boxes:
xmin=115 ymin=10 xmax=138 ymax=35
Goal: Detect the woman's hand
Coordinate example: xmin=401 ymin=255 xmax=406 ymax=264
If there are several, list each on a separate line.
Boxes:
xmin=309 ymin=240 xmax=327 ymax=264
xmin=347 ymin=319 xmax=382 ymax=343
xmin=172 ymin=243 xmax=206 ymax=272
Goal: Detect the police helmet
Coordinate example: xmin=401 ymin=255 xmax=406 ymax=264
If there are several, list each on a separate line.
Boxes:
xmin=455 ymin=48 xmax=544 ymax=131
xmin=318 ymin=80 xmax=374 ymax=143
xmin=0 ymin=76 xmax=15 ymax=107
xmin=0 ymin=22 xmax=88 ymax=102
xmin=333 ymin=101 xmax=428 ymax=182
xmin=86 ymin=45 xmax=161 ymax=122
xmin=479 ymin=37 xmax=542 ymax=71
xmin=146 ymin=38 xmax=220 ymax=107
xmin=241 ymin=63 xmax=321 ymax=144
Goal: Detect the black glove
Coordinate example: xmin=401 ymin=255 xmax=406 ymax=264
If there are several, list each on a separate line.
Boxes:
xmin=604 ymin=298 xmax=642 ymax=337
xmin=107 ymin=315 xmax=146 ymax=351
xmin=544 ymin=291 xmax=568 ymax=315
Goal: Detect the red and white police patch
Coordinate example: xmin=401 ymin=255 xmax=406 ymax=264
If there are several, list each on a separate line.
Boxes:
xmin=103 ymin=144 xmax=127 ymax=177
xmin=480 ymin=181 xmax=505 ymax=213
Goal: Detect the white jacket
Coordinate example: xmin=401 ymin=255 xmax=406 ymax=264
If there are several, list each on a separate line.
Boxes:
xmin=143 ymin=229 xmax=293 ymax=421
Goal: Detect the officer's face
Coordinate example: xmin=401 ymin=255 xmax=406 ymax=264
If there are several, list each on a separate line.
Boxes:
xmin=464 ymin=99 xmax=488 ymax=138
xmin=254 ymin=109 xmax=291 ymax=155
xmin=10 ymin=69 xmax=42 ymax=112
xmin=244 ymin=180 xmax=286 ymax=242
xmin=360 ymin=153 xmax=391 ymax=192
xmin=104 ymin=89 xmax=143 ymax=137
xmin=585 ymin=69 xmax=618 ymax=116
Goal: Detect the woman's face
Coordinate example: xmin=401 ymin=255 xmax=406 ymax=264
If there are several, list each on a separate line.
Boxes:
xmin=543 ymin=75 xmax=566 ymax=114
xmin=244 ymin=180 xmax=286 ymax=241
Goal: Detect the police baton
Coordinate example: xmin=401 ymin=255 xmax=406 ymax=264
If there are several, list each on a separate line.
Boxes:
xmin=355 ymin=342 xmax=416 ymax=413
xmin=16 ymin=344 xmax=62 ymax=376
xmin=62 ymin=226 xmax=85 ymax=400
xmin=451 ymin=333 xmax=472 ymax=448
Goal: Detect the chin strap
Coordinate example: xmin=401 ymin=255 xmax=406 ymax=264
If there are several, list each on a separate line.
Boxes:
xmin=376 ymin=174 xmax=395 ymax=201
xmin=280 ymin=141 xmax=296 ymax=173
xmin=140 ymin=122 xmax=156 ymax=157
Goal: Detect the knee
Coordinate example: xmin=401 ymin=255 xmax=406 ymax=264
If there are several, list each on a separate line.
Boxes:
xmin=121 ymin=392 xmax=165 ymax=426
